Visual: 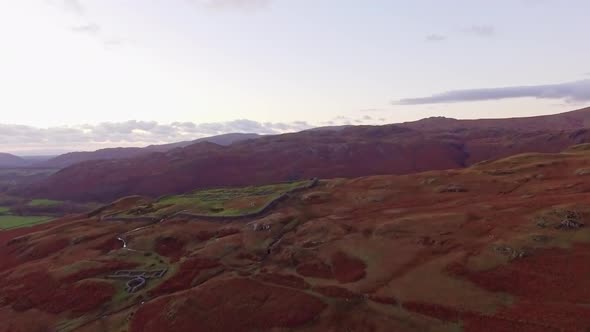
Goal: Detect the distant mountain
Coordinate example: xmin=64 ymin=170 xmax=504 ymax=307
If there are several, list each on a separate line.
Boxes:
xmin=21 ymin=107 xmax=590 ymax=202
xmin=37 ymin=133 xmax=260 ymax=169
xmin=20 ymin=155 xmax=57 ymax=164
xmin=143 ymin=133 xmax=261 ymax=151
xmin=400 ymin=106 xmax=590 ymax=132
xmin=304 ymin=125 xmax=352 ymax=132
xmin=0 ymin=153 xmax=28 ymax=168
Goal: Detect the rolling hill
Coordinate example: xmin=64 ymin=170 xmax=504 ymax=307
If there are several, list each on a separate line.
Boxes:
xmin=37 ymin=133 xmax=260 ymax=169
xmin=400 ymin=106 xmax=590 ymax=132
xmin=3 ymin=145 xmax=590 ymax=331
xmin=18 ymin=107 xmax=590 ymax=202
xmin=0 ymin=153 xmax=28 ymax=168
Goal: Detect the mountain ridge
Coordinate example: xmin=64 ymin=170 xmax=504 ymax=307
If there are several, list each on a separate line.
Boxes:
xmin=0 ymin=153 xmax=28 ymax=168
xmin=36 ymin=133 xmax=261 ymax=168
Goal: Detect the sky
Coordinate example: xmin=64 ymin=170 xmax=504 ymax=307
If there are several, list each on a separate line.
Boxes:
xmin=1 ymin=0 xmax=590 ymax=154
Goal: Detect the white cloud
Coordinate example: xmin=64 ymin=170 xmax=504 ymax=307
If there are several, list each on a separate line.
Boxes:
xmin=61 ymin=0 xmax=85 ymax=14
xmin=0 ymin=115 xmax=388 ymax=154
xmin=70 ymin=23 xmax=100 ymax=35
xmin=465 ymin=25 xmax=495 ymax=37
xmin=190 ymin=0 xmax=271 ymax=11
xmin=425 ymin=34 xmax=447 ymax=42
xmin=0 ymin=119 xmax=313 ymax=154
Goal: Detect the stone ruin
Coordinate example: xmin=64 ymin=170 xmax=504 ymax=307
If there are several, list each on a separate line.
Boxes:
xmin=557 ymin=210 xmax=585 ymax=230
xmin=126 ymin=276 xmax=147 ymax=293
xmin=438 ymin=184 xmax=467 ymax=193
xmin=536 ymin=209 xmax=585 ymax=230
xmin=108 ymin=269 xmax=168 ymax=293
xmin=494 ymin=245 xmax=529 ymax=260
xmin=251 ymin=223 xmax=272 ymax=232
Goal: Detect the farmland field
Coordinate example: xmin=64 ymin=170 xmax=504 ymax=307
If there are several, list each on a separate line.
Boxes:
xmin=0 ymin=215 xmax=53 ymax=230
xmin=28 ymin=199 xmax=63 ymax=207
xmin=118 ymin=179 xmax=315 ymax=218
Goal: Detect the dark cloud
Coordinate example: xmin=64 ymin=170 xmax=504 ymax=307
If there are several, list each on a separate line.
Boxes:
xmin=425 ymin=34 xmax=447 ymax=42
xmin=191 ymin=0 xmax=272 ymax=11
xmin=70 ymin=23 xmax=101 ymax=35
xmin=395 ymin=79 xmax=590 ymax=105
xmin=465 ymin=25 xmax=495 ymax=37
xmin=0 ymin=119 xmax=312 ymax=153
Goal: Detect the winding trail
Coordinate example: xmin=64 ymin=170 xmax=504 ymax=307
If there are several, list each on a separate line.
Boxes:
xmin=72 ymin=180 xmax=320 ymax=331
xmin=115 ymin=217 xmax=172 ymax=252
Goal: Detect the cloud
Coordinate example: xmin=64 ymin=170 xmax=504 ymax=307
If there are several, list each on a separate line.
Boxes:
xmin=425 ymin=34 xmax=447 ymax=42
xmin=54 ymin=2 xmax=125 ymax=48
xmin=62 ymin=0 xmax=85 ymax=14
xmin=320 ymin=115 xmax=381 ymax=127
xmin=0 ymin=116 xmax=385 ymax=153
xmin=69 ymin=24 xmax=129 ymax=49
xmin=395 ymin=79 xmax=590 ymax=105
xmin=522 ymin=0 xmax=549 ymax=5
xmin=70 ymin=23 xmax=101 ymax=35
xmin=465 ymin=25 xmax=495 ymax=37
xmin=0 ymin=119 xmax=313 ymax=153
xmin=190 ymin=0 xmax=272 ymax=11
xmin=102 ymin=38 xmax=131 ymax=50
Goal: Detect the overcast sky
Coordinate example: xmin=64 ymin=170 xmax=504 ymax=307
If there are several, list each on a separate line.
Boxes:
xmin=1 ymin=0 xmax=590 ymax=154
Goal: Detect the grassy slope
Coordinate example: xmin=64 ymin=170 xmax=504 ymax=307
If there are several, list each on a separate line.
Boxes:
xmin=0 ymin=215 xmax=53 ymax=230
xmin=28 ymin=199 xmax=63 ymax=207
xmin=121 ymin=180 xmax=312 ymax=218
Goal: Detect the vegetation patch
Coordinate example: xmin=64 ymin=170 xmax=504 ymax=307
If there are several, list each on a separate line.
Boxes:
xmin=28 ymin=199 xmax=63 ymax=207
xmin=0 ymin=195 xmax=97 ymax=222
xmin=0 ymin=215 xmax=53 ymax=230
xmin=119 ymin=180 xmax=315 ymax=218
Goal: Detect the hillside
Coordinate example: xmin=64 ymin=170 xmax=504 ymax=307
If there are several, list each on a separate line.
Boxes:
xmin=400 ymin=106 xmax=590 ymax=132
xmin=25 ymin=123 xmax=590 ymax=202
xmin=0 ymin=153 xmax=28 ymax=168
xmin=3 ymin=145 xmax=590 ymax=331
xmin=38 ymin=133 xmax=260 ymax=169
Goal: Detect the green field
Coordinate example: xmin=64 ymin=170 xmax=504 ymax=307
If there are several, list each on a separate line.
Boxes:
xmin=0 ymin=197 xmax=95 ymax=230
xmin=120 ymin=180 xmax=314 ymax=218
xmin=28 ymin=199 xmax=63 ymax=207
xmin=0 ymin=215 xmax=53 ymax=230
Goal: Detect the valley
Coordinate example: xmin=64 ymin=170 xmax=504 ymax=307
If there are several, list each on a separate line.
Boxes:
xmin=2 ymin=144 xmax=590 ymax=331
